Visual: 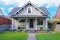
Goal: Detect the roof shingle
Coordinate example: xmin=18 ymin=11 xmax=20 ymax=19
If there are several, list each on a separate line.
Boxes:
xmin=9 ymin=1 xmax=50 ymax=17
xmin=10 ymin=7 xmax=21 ymax=15
xmin=39 ymin=7 xmax=50 ymax=15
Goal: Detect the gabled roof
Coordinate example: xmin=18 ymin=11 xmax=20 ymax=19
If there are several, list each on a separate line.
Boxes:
xmin=10 ymin=7 xmax=21 ymax=15
xmin=39 ymin=7 xmax=50 ymax=15
xmin=10 ymin=1 xmax=50 ymax=17
xmin=55 ymin=5 xmax=60 ymax=19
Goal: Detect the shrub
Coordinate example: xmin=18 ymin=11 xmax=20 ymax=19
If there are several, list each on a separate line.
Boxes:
xmin=48 ymin=19 xmax=56 ymax=31
xmin=21 ymin=29 xmax=27 ymax=33
xmin=18 ymin=25 xmax=20 ymax=29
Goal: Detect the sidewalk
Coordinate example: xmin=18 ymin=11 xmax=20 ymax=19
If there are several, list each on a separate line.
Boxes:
xmin=27 ymin=33 xmax=36 ymax=40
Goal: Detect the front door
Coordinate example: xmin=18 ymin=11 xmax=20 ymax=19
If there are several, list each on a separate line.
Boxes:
xmin=29 ymin=19 xmax=34 ymax=28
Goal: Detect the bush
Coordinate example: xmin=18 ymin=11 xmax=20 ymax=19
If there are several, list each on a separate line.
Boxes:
xmin=18 ymin=25 xmax=20 ymax=29
xmin=21 ymin=29 xmax=27 ymax=33
xmin=48 ymin=19 xmax=56 ymax=31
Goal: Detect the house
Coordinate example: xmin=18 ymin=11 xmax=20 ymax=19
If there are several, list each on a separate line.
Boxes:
xmin=55 ymin=5 xmax=60 ymax=19
xmin=0 ymin=9 xmax=11 ymax=25
xmin=9 ymin=1 xmax=50 ymax=31
xmin=0 ymin=9 xmax=12 ymax=32
xmin=55 ymin=5 xmax=60 ymax=32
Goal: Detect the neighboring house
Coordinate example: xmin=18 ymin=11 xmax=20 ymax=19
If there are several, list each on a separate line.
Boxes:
xmin=55 ymin=5 xmax=60 ymax=32
xmin=9 ymin=1 xmax=50 ymax=31
xmin=0 ymin=9 xmax=12 ymax=25
xmin=55 ymin=5 xmax=60 ymax=19
xmin=0 ymin=8 xmax=4 ymax=16
xmin=0 ymin=9 xmax=12 ymax=32
xmin=0 ymin=17 xmax=12 ymax=25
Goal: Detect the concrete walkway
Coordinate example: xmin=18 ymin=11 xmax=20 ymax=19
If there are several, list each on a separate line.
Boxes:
xmin=27 ymin=33 xmax=36 ymax=40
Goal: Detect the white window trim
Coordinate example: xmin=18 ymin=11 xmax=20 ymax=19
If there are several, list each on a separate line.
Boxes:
xmin=27 ymin=6 xmax=32 ymax=13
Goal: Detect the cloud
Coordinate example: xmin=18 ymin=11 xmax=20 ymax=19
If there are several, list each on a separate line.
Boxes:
xmin=8 ymin=7 xmax=14 ymax=12
xmin=0 ymin=8 xmax=6 ymax=16
xmin=0 ymin=0 xmax=60 ymax=7
xmin=0 ymin=1 xmax=18 ymax=15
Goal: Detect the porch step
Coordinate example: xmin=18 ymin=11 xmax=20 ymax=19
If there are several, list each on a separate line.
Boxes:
xmin=28 ymin=30 xmax=35 ymax=33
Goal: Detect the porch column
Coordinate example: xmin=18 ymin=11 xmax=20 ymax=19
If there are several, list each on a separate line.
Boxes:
xmin=43 ymin=18 xmax=48 ymax=30
xmin=14 ymin=20 xmax=18 ymax=30
xmin=46 ymin=18 xmax=48 ymax=29
xmin=35 ymin=17 xmax=37 ymax=30
xmin=12 ymin=18 xmax=14 ymax=29
xmin=25 ymin=18 xmax=29 ymax=30
xmin=12 ymin=18 xmax=16 ymax=30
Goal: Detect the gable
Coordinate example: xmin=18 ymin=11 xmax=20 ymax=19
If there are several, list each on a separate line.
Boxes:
xmin=15 ymin=3 xmax=43 ymax=16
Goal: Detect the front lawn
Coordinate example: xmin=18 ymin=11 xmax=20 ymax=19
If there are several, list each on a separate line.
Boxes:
xmin=0 ymin=31 xmax=28 ymax=40
xmin=36 ymin=33 xmax=60 ymax=40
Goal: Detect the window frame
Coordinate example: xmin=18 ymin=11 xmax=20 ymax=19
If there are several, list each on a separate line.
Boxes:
xmin=27 ymin=7 xmax=32 ymax=13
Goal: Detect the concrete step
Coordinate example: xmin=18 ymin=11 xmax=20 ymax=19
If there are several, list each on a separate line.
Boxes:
xmin=28 ymin=30 xmax=35 ymax=33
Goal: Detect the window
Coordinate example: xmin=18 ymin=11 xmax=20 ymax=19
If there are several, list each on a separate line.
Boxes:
xmin=37 ymin=19 xmax=43 ymax=25
xmin=28 ymin=7 xmax=31 ymax=13
xmin=19 ymin=19 xmax=25 ymax=22
xmin=57 ymin=22 xmax=60 ymax=24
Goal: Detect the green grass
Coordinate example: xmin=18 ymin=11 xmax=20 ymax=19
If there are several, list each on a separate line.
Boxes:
xmin=0 ymin=31 xmax=28 ymax=40
xmin=36 ymin=33 xmax=60 ymax=40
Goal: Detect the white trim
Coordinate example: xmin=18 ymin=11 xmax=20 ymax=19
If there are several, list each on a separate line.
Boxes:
xmin=27 ymin=6 xmax=32 ymax=13
xmin=12 ymin=18 xmax=13 ymax=29
xmin=35 ymin=17 xmax=37 ymax=30
xmin=25 ymin=18 xmax=29 ymax=30
xmin=44 ymin=18 xmax=48 ymax=29
xmin=43 ymin=18 xmax=48 ymax=30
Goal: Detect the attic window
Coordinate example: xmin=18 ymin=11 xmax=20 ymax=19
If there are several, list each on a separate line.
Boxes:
xmin=28 ymin=7 xmax=31 ymax=13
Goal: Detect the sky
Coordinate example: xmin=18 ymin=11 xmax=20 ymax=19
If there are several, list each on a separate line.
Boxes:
xmin=0 ymin=0 xmax=60 ymax=18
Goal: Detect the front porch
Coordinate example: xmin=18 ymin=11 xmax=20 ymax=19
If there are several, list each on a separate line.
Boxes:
xmin=11 ymin=17 xmax=48 ymax=31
